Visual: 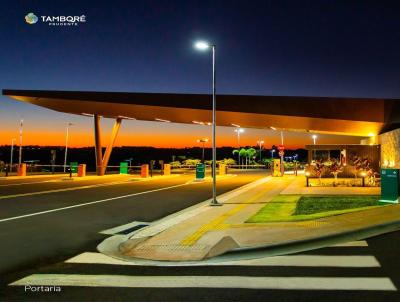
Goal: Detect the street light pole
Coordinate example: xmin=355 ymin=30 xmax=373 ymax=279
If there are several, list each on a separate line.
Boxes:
xmin=280 ymin=131 xmax=284 ymax=176
xmin=234 ymin=128 xmax=244 ymax=167
xmin=197 ymin=138 xmax=209 ymax=163
xmin=211 ymin=45 xmax=220 ymax=205
xmin=64 ymin=122 xmax=74 ymax=173
xmin=18 ymin=119 xmax=23 ymax=165
xmin=312 ymin=134 xmax=317 ymax=160
xmin=195 ymin=41 xmax=221 ymax=206
xmin=257 ymin=140 xmax=264 ymax=163
xmin=10 ymin=138 xmax=16 ymax=172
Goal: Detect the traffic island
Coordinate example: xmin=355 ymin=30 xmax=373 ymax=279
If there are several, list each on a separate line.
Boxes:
xmin=98 ymin=175 xmax=400 ymax=263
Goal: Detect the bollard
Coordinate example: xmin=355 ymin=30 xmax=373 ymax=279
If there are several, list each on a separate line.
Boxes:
xmin=150 ymin=160 xmax=155 ymax=177
xmin=17 ymin=163 xmax=27 ymax=177
xmin=141 ymin=164 xmax=149 ymax=178
xmin=219 ymin=163 xmax=226 ymax=175
xmin=163 ymin=164 xmax=171 ymax=175
xmin=77 ymin=164 xmax=86 ymax=177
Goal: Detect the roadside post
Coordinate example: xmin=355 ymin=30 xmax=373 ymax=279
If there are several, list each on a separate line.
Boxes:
xmin=196 ymin=163 xmax=205 ymax=181
xmin=50 ymin=150 xmax=56 ymax=174
xmin=305 ymin=171 xmax=310 ymax=187
xmin=380 ymin=168 xmax=400 ymax=203
xmin=150 ymin=160 xmax=155 ymax=177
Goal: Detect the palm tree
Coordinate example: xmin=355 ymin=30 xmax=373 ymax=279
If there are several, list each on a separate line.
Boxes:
xmin=246 ymin=148 xmax=257 ymax=167
xmin=239 ymin=148 xmax=247 ymax=167
xmin=232 ymin=149 xmax=239 ymax=167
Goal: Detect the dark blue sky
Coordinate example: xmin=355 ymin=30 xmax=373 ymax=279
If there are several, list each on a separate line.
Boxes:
xmin=1 ymin=0 xmax=400 ymax=147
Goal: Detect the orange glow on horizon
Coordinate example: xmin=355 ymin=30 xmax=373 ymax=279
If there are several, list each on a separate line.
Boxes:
xmin=0 ymin=128 xmax=361 ymax=149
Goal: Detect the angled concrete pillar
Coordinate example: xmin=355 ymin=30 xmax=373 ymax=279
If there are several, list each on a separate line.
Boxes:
xmin=100 ymin=118 xmax=122 ymax=176
xmin=93 ymin=116 xmax=122 ymax=176
xmin=94 ymin=114 xmax=103 ymax=175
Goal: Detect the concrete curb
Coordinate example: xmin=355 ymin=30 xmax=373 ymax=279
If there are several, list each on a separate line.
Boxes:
xmin=230 ymin=217 xmax=400 ymax=257
xmin=97 ymin=216 xmax=400 ymax=266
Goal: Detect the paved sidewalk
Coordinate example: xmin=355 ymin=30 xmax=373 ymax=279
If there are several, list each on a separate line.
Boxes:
xmin=100 ymin=175 xmax=400 ymax=262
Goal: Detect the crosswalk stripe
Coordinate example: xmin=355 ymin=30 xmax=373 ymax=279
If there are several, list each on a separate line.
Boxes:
xmin=10 ymin=274 xmax=396 ymax=291
xmin=99 ymin=221 xmax=149 ymax=235
xmin=65 ymin=252 xmax=380 ymax=267
xmin=331 ymin=241 xmax=368 ymax=247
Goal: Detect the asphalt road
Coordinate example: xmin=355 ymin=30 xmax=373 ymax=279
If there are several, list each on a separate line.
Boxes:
xmin=0 ymin=172 xmax=264 ymax=287
xmin=2 ymin=231 xmax=400 ymax=302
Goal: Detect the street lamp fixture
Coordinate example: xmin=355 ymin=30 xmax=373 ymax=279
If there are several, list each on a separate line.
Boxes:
xmin=195 ymin=41 xmax=210 ymax=50
xmin=194 ymin=40 xmax=221 ymax=206
xmin=312 ymin=134 xmax=317 ymax=145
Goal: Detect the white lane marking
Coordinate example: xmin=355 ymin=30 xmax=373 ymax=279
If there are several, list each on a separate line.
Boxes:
xmin=100 ymin=221 xmax=149 ymax=235
xmin=331 ymin=241 xmax=368 ymax=247
xmin=65 ymin=252 xmax=380 ymax=268
xmin=10 ymin=274 xmax=397 ymax=291
xmin=0 ymin=183 xmax=189 ymax=223
xmin=0 ymin=180 xmax=55 ymax=187
xmin=0 ymin=180 xmax=137 ymax=200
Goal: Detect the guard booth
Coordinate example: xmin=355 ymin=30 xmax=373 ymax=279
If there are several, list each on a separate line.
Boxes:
xmin=380 ymin=168 xmax=400 ymax=203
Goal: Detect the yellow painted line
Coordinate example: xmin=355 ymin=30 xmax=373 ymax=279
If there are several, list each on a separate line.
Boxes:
xmin=181 ymin=186 xmax=271 ymax=246
xmin=229 ymin=220 xmax=329 ymax=228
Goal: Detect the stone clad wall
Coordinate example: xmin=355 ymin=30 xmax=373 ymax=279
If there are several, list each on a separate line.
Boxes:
xmin=379 ymin=128 xmax=400 ymax=168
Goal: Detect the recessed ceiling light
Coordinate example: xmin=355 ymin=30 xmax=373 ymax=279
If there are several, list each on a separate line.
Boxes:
xmin=155 ymin=118 xmax=171 ymax=123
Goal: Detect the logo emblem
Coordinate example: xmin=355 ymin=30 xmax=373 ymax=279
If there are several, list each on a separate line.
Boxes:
xmin=25 ymin=13 xmax=38 ymax=24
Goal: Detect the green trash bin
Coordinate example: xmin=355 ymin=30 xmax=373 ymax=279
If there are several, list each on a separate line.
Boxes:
xmin=70 ymin=162 xmax=78 ymax=173
xmin=196 ymin=163 xmax=205 ymax=180
xmin=120 ymin=162 xmax=128 ymax=174
xmin=380 ymin=168 xmax=400 ymax=203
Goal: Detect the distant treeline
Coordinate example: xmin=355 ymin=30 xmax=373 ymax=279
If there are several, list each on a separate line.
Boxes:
xmin=0 ymin=146 xmax=307 ymax=171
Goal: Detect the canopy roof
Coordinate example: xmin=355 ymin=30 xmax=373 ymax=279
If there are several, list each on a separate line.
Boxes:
xmin=3 ymin=89 xmax=400 ymax=136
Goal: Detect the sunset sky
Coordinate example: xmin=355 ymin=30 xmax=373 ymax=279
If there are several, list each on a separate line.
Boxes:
xmin=2 ymin=1 xmax=400 ymax=148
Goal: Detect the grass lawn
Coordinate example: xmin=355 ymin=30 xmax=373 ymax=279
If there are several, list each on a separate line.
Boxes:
xmin=247 ymin=195 xmax=383 ymax=223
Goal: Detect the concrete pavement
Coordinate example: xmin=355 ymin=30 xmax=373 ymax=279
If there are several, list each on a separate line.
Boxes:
xmin=5 ymin=233 xmax=400 ymax=302
xmin=102 ymin=175 xmax=400 ymax=262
